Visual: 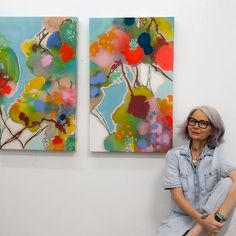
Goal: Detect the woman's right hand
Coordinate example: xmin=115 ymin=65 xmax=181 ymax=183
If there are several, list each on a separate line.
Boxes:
xmin=200 ymin=209 xmax=224 ymax=233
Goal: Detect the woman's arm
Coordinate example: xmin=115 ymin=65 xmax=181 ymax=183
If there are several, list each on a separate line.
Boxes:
xmin=170 ymin=187 xmax=224 ymax=232
xmin=217 ymin=170 xmax=236 ymax=217
xmin=170 ymin=187 xmax=202 ymax=221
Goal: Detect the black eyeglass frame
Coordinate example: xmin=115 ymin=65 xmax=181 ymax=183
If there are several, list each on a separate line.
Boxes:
xmin=187 ymin=117 xmax=211 ymax=129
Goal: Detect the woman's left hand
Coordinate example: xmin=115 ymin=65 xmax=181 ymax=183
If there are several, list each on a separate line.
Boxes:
xmin=206 ymin=231 xmax=218 ymax=236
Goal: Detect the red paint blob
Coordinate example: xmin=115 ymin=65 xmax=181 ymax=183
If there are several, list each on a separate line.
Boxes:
xmin=154 ymin=44 xmax=173 ymax=71
xmin=53 ymin=135 xmax=63 ymax=145
xmin=121 ymin=44 xmax=143 ymax=65
xmin=3 ymin=85 xmax=12 ymax=94
xmin=60 ymin=43 xmax=75 ymax=62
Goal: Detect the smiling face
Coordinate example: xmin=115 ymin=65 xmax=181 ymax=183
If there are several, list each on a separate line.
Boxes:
xmin=187 ymin=109 xmax=213 ymax=142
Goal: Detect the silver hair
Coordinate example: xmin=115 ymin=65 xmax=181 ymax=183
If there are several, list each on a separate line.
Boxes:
xmin=179 ymin=105 xmax=225 ymax=147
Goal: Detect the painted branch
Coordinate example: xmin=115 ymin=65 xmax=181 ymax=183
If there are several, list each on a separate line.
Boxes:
xmin=151 ymin=64 xmax=173 ymax=82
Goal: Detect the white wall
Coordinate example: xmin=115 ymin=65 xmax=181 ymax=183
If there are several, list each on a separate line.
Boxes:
xmin=1 ymin=0 xmax=236 ymax=235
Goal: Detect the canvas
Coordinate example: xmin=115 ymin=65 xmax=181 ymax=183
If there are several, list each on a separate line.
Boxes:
xmin=90 ymin=17 xmax=174 ymax=152
xmin=0 ymin=17 xmax=77 ymax=151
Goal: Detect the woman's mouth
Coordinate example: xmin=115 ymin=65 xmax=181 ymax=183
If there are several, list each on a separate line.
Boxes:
xmin=192 ymin=131 xmax=200 ymax=135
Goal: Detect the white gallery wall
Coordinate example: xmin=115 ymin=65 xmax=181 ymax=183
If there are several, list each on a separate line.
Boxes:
xmin=1 ymin=0 xmax=236 ymax=235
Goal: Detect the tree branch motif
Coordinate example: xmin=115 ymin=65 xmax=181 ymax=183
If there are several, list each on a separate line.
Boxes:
xmin=107 ymin=59 xmax=134 ymax=95
xmin=91 ymin=109 xmax=110 ymax=135
xmin=22 ymin=125 xmax=48 ymax=149
xmin=0 ymin=106 xmax=24 ymax=148
xmin=147 ymin=17 xmax=166 ymax=42
xmin=0 ymin=114 xmax=68 ymax=149
xmin=151 ymin=64 xmax=173 ymax=82
xmin=36 ymin=28 xmax=49 ymax=47
xmin=132 ymin=65 xmax=140 ymax=88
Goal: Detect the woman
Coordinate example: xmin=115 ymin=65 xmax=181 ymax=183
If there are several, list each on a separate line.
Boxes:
xmin=156 ymin=106 xmax=236 ymax=236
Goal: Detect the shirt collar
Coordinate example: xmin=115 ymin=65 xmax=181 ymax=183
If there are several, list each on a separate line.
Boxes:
xmin=180 ymin=140 xmax=215 ymax=158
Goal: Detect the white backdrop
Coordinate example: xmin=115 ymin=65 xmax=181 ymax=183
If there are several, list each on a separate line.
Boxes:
xmin=1 ymin=0 xmax=236 ymax=235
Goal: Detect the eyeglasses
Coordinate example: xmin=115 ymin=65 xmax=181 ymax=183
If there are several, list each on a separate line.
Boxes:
xmin=188 ymin=117 xmax=211 ymax=129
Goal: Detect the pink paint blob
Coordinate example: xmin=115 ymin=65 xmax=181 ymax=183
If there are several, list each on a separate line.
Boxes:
xmin=41 ymin=54 xmax=53 ymax=67
xmin=93 ymin=49 xmax=114 ymax=68
xmin=61 ymin=88 xmax=76 ymax=106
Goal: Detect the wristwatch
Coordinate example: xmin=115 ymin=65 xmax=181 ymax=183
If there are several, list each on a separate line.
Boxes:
xmin=215 ymin=212 xmax=227 ymax=222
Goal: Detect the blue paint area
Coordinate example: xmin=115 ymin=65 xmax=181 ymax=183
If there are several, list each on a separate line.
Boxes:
xmin=90 ymin=71 xmax=107 ymax=85
xmin=46 ymin=32 xmax=61 ymax=49
xmin=138 ymin=32 xmax=151 ymax=47
xmin=34 ymin=100 xmax=45 ymax=112
xmin=59 ymin=114 xmax=66 ymax=121
xmin=90 ymin=86 xmax=100 ymax=97
xmin=152 ymin=123 xmax=158 ymax=129
xmin=137 ymin=138 xmax=148 ymax=149
xmin=150 ymin=133 xmax=156 ymax=144
xmin=137 ymin=32 xmax=153 ymax=55
xmin=143 ymin=45 xmax=153 ymax=55
xmin=123 ymin=18 xmax=135 ymax=25
xmin=42 ymin=80 xmax=52 ymax=90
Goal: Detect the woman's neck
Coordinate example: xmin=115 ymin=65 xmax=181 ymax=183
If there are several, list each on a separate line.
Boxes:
xmin=190 ymin=140 xmax=207 ymax=160
xmin=191 ymin=140 xmax=206 ymax=151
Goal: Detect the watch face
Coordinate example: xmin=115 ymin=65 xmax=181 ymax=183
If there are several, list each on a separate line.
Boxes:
xmin=215 ymin=213 xmax=223 ymax=222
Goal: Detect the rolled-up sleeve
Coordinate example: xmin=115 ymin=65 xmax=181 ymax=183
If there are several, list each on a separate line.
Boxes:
xmin=163 ymin=149 xmax=181 ymax=190
xmin=219 ymin=156 xmax=236 ymax=178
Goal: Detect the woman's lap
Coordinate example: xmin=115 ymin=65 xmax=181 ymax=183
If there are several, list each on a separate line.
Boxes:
xmin=156 ymin=212 xmax=195 ymax=236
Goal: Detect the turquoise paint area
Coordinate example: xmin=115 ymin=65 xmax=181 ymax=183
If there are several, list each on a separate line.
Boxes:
xmin=96 ymin=66 xmax=133 ymax=133
xmin=155 ymin=80 xmax=173 ymax=98
xmin=89 ymin=18 xmax=114 ymax=43
xmin=165 ymin=17 xmax=174 ymax=26
xmin=0 ymin=17 xmax=42 ymax=112
xmin=24 ymin=131 xmax=44 ymax=150
xmin=97 ymin=82 xmax=127 ymax=133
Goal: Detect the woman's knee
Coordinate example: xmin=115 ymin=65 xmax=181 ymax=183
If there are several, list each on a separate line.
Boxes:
xmin=213 ymin=177 xmax=233 ymax=193
xmin=220 ymin=177 xmax=233 ymax=190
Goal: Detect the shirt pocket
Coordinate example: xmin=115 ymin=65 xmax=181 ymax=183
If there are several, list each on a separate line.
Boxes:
xmin=180 ymin=173 xmax=189 ymax=192
xmin=204 ymin=169 xmax=218 ymax=192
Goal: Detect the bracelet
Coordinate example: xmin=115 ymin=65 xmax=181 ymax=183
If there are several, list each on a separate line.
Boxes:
xmin=200 ymin=213 xmax=209 ymax=219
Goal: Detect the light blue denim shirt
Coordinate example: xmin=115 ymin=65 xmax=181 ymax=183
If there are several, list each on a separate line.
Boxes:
xmin=163 ymin=141 xmax=236 ymax=215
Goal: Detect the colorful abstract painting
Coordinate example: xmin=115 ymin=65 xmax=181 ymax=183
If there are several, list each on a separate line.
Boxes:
xmin=90 ymin=17 xmax=174 ymax=152
xmin=0 ymin=17 xmax=77 ymax=151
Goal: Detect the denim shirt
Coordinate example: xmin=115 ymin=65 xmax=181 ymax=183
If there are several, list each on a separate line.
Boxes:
xmin=163 ymin=142 xmax=236 ymax=215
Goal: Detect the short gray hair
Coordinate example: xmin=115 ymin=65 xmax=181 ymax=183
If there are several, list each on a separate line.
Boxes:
xmin=179 ymin=105 xmax=225 ymax=147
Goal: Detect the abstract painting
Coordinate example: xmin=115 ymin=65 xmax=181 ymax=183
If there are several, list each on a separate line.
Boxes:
xmin=0 ymin=17 xmax=77 ymax=151
xmin=90 ymin=17 xmax=174 ymax=152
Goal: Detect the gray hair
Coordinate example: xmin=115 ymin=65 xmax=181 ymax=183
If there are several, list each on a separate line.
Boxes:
xmin=179 ymin=105 xmax=225 ymax=147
